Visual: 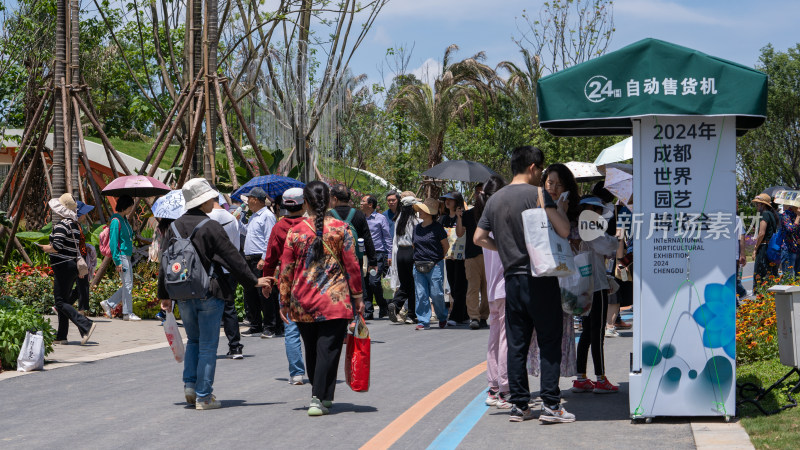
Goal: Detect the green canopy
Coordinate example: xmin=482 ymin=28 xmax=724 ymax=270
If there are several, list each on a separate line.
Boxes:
xmin=537 ymin=38 xmax=767 ymax=137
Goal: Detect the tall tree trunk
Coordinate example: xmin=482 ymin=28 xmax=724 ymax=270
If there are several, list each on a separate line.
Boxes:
xmin=69 ymin=0 xmax=81 ymax=198
xmin=191 ymin=0 xmax=203 ymax=176
xmin=295 ymin=0 xmax=312 ymax=182
xmin=53 ymin=0 xmax=68 ymax=198
xmin=204 ymin=0 xmax=218 ymax=182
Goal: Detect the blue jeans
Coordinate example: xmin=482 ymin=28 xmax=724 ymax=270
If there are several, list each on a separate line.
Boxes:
xmin=105 ymin=254 xmax=133 ymax=314
xmin=179 ymin=297 xmax=224 ymax=399
xmin=413 ymin=261 xmax=448 ymax=326
xmin=284 ymin=318 xmax=305 ymax=377
xmin=780 ymin=249 xmax=800 ymax=278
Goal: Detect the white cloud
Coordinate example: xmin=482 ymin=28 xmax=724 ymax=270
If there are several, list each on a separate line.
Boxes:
xmin=371 ymin=25 xmax=392 ymax=46
xmin=614 ymin=0 xmax=738 ymax=26
xmin=411 ymin=57 xmax=443 ymax=87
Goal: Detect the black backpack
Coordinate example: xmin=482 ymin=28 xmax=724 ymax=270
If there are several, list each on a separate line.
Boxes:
xmin=161 ymin=219 xmax=214 ymax=300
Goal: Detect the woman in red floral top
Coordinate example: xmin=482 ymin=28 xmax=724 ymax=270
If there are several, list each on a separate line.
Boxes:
xmin=279 ymin=181 xmax=364 ymax=416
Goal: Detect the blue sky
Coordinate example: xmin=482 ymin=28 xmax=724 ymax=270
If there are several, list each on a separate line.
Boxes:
xmin=348 ymin=0 xmax=800 ymax=89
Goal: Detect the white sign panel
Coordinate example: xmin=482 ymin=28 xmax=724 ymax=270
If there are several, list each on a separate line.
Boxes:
xmin=629 ymin=116 xmax=736 ymax=418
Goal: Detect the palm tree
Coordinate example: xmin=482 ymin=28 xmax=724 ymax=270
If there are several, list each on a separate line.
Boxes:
xmin=52 ymin=0 xmax=67 ymax=197
xmin=388 ymin=45 xmax=495 ymax=185
xmin=497 ymin=48 xmax=542 ymax=130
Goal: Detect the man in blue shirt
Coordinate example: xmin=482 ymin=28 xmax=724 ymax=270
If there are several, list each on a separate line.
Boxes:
xmin=362 ymin=194 xmax=392 ymax=319
xmin=241 ymin=187 xmax=280 ymax=338
xmin=383 ymin=190 xmax=399 ymax=238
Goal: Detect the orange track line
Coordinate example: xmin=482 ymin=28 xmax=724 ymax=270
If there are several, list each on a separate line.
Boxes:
xmin=360 ymin=361 xmax=487 ymax=450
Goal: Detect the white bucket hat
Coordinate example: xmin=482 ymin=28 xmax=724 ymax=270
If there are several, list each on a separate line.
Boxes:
xmin=183 ymin=178 xmax=219 ymax=210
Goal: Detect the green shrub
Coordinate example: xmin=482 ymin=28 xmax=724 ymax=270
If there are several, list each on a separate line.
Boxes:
xmin=0 ymin=296 xmax=55 ymax=370
xmin=0 ymin=264 xmax=54 ymax=315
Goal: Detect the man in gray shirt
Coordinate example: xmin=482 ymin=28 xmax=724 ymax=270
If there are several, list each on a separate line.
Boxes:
xmin=474 ymin=146 xmax=574 ymax=424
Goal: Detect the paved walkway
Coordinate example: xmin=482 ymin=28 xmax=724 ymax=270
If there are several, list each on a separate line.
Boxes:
xmin=0 ymin=314 xmax=170 ymax=381
xmin=0 ymin=314 xmax=753 ymax=449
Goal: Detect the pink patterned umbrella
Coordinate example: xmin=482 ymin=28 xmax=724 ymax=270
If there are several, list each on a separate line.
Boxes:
xmin=101 ymin=175 xmax=171 ymax=197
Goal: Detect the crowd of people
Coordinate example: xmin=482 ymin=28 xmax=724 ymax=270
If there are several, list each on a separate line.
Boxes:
xmin=44 ymin=145 xmax=641 ymax=422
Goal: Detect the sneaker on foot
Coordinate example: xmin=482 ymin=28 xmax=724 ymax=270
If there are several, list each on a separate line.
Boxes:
xmin=184 ymin=386 xmax=196 ymax=405
xmin=439 ymin=321 xmax=449 ymax=329
xmin=605 ymin=327 xmax=620 ymax=337
xmin=100 ymin=300 xmax=112 ymax=318
xmin=469 ymin=319 xmax=480 ymax=330
xmin=261 ymin=330 xmax=276 ymax=339
xmin=509 ymin=405 xmax=535 ymax=422
xmin=308 ymin=396 xmax=329 ymax=416
xmin=496 ymin=392 xmax=513 ymax=409
xmin=539 ymin=403 xmax=576 ymax=423
xmin=226 ymin=347 xmax=243 ymax=359
xmin=196 ymin=395 xmax=221 ymax=410
xmin=485 ymin=389 xmax=499 ymax=406
xmin=289 ymin=375 xmax=304 ymax=385
xmin=479 ymin=319 xmax=489 ymax=329
xmin=593 ymin=378 xmax=619 ymax=394
xmin=615 ymin=320 xmax=632 ymax=329
xmin=241 ymin=328 xmax=263 ymax=337
xmin=53 ymin=339 xmax=69 ymax=345
xmin=123 ymin=313 xmax=142 ymax=321
xmin=404 ymin=317 xmax=414 ymax=324
xmin=80 ymin=322 xmax=97 ymax=346
xmin=571 ymin=379 xmax=596 ymax=393
xmin=155 ymin=311 xmax=166 ymax=322
xmin=388 ymin=303 xmax=398 ymax=323
xmin=415 ymin=324 xmax=430 ymax=331
xmin=322 ymin=400 xmax=333 ymax=408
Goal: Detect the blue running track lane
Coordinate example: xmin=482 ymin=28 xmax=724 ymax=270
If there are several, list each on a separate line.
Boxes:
xmin=427 ymin=309 xmax=637 ymax=448
xmin=426 ymin=389 xmax=489 ymax=450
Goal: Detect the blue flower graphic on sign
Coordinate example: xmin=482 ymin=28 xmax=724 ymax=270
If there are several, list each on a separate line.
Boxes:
xmin=692 ymin=274 xmax=736 ymax=359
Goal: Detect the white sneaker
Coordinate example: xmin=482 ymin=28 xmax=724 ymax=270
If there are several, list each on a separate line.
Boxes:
xmin=123 ymin=313 xmax=142 ymax=321
xmin=100 ymin=300 xmax=112 ymax=318
xmin=289 ymin=375 xmax=304 ymax=385
xmin=196 ymin=395 xmax=221 ymax=410
xmin=605 ymin=327 xmax=619 ymax=337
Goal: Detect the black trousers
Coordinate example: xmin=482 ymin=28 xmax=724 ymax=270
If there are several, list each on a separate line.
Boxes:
xmin=505 ymin=274 xmax=562 ymax=408
xmin=53 ymin=260 xmax=93 ymax=340
xmin=296 ymin=319 xmax=349 ymax=402
xmin=243 ymin=257 xmax=278 ymax=332
xmin=220 ymin=275 xmax=242 ymax=351
xmin=577 ymin=290 xmax=609 ymax=376
xmin=364 ymin=252 xmax=389 ymax=315
xmin=445 ymin=259 xmax=469 ymax=322
xmin=391 ymin=246 xmax=416 ymax=319
xmin=70 ymin=275 xmax=90 ymax=311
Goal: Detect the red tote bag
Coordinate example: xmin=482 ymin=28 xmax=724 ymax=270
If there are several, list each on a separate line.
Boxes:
xmin=345 ymin=314 xmax=370 ymax=392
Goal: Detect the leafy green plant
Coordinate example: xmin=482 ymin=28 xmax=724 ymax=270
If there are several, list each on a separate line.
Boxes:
xmin=0 ymin=264 xmax=54 ymax=314
xmin=0 ymin=296 xmax=55 ymax=370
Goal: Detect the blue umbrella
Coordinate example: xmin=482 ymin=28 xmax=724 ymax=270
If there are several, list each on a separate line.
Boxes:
xmin=152 ymin=190 xmax=227 ymax=219
xmin=231 ymin=175 xmax=305 ymax=203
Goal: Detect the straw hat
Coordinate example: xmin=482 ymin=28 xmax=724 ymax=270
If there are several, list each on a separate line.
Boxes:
xmin=413 ymin=197 xmax=440 ymax=216
xmin=751 ymin=193 xmax=773 ymax=208
xmin=58 ymin=193 xmax=78 ymax=212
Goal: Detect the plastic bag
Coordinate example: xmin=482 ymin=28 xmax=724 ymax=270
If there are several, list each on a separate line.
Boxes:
xmin=17 ymin=330 xmax=45 ymax=372
xmin=345 ymin=314 xmax=370 ymax=392
xmin=163 ymin=311 xmax=185 ymax=363
xmin=522 ymin=207 xmax=575 ymax=277
xmin=559 ymin=252 xmax=594 ymax=316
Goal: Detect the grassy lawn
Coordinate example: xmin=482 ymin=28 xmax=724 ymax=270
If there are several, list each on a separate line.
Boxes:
xmin=738 ymin=358 xmax=800 ymax=449
xmin=322 ymin=160 xmax=394 ymax=197
xmin=85 ymin=137 xmax=179 ymax=170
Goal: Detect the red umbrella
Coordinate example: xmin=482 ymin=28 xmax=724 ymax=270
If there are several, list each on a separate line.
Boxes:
xmin=101 ymin=175 xmax=171 ymax=197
